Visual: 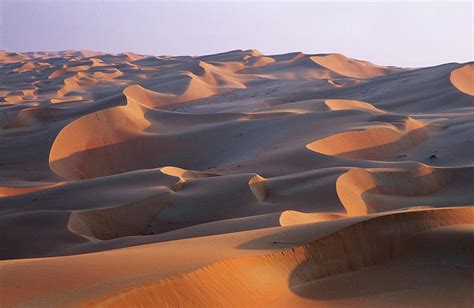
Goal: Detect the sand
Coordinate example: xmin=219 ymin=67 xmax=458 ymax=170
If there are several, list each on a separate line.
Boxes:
xmin=0 ymin=49 xmax=473 ymax=307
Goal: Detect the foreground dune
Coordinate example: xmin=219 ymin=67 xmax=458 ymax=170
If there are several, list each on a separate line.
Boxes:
xmin=91 ymin=207 xmax=474 ymax=307
xmin=0 ymin=50 xmax=473 ymax=307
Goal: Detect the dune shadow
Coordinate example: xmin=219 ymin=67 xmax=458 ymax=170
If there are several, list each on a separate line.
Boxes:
xmin=286 ymin=207 xmax=474 ymax=301
xmin=289 ymin=259 xmax=417 ymax=300
xmin=50 ymin=137 xmax=168 ymax=179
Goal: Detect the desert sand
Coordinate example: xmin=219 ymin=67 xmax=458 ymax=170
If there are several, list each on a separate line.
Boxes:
xmin=0 ymin=49 xmax=473 ymax=307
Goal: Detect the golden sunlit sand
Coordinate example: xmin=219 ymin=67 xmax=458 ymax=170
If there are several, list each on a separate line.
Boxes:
xmin=0 ymin=49 xmax=473 ymax=307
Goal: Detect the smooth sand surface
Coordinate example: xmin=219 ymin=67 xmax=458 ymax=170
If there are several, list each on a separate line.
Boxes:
xmin=0 ymin=49 xmax=473 ymax=307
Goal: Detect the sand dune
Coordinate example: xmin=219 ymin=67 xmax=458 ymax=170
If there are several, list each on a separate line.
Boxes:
xmin=0 ymin=182 xmax=64 ymax=197
xmin=324 ymin=99 xmax=385 ymax=114
xmin=0 ymin=51 xmax=31 ymax=63
xmin=335 ymin=165 xmax=461 ymax=215
xmin=13 ymin=61 xmax=50 ymax=73
xmin=311 ymin=53 xmax=399 ymax=78
xmin=450 ymin=63 xmax=474 ymax=95
xmin=307 ymin=115 xmax=430 ymax=160
xmin=68 ymin=187 xmax=172 ymax=240
xmin=1 ymin=50 xmax=473 ymax=307
xmin=91 ymin=207 xmax=474 ymax=307
xmin=234 ymin=52 xmax=401 ymax=80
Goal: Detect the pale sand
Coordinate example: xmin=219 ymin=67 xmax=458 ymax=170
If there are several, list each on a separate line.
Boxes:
xmin=0 ymin=49 xmax=473 ymax=307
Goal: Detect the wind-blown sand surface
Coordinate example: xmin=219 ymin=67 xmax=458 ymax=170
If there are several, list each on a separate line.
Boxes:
xmin=0 ymin=49 xmax=473 ymax=307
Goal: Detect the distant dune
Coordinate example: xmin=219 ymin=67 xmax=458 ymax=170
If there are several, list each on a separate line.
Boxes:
xmin=0 ymin=49 xmax=473 ymax=307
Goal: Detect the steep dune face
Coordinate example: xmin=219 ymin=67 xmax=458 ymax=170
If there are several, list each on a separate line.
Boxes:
xmin=1 ymin=50 xmax=473 ymax=307
xmin=48 ymin=87 xmax=245 ymax=180
xmin=450 ymin=63 xmax=474 ymax=95
xmin=92 ymin=207 xmax=474 ymax=307
xmin=49 ymin=96 xmax=149 ymax=180
xmin=307 ymin=116 xmax=430 ymax=160
xmin=335 ymin=165 xmax=456 ymax=215
xmin=68 ymin=187 xmax=172 ymax=240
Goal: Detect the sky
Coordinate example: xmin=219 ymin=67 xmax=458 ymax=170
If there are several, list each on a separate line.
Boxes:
xmin=1 ymin=1 xmax=472 ymax=67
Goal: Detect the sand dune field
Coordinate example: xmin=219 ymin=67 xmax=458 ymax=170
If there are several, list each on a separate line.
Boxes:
xmin=0 ymin=49 xmax=473 ymax=307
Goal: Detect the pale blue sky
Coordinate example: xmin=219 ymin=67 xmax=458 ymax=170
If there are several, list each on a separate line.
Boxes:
xmin=1 ymin=1 xmax=472 ymax=67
